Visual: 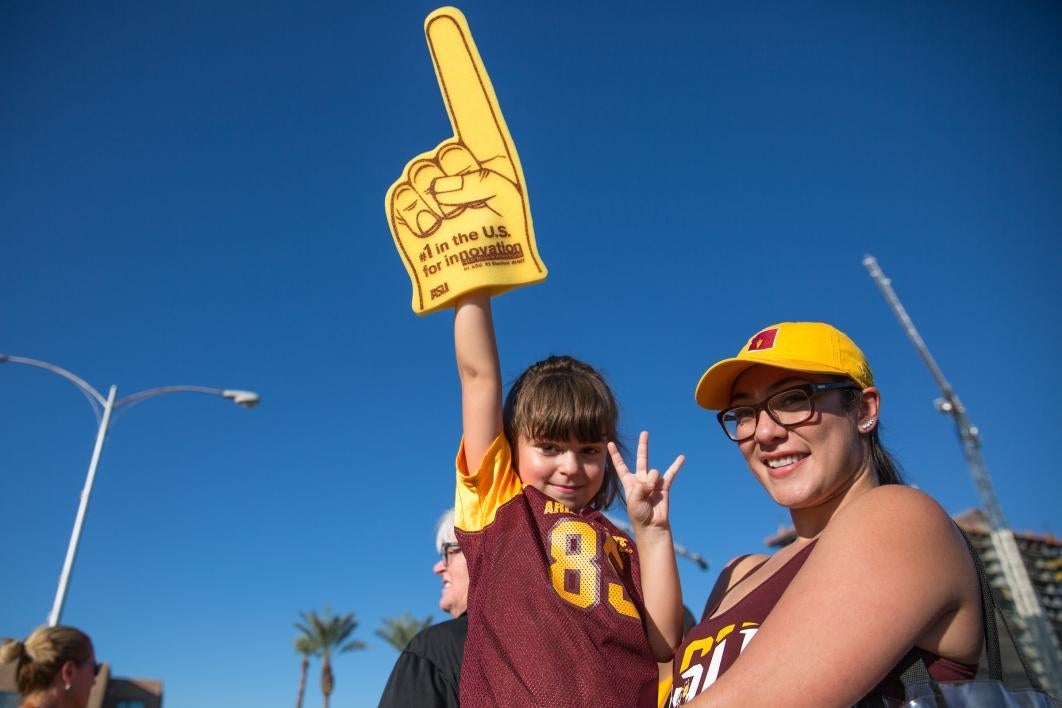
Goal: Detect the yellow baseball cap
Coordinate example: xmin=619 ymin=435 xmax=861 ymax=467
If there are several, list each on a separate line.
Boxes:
xmin=694 ymin=322 xmax=874 ymax=410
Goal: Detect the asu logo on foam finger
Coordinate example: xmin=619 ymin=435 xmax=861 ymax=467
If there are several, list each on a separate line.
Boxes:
xmin=385 ymin=7 xmax=547 ymax=314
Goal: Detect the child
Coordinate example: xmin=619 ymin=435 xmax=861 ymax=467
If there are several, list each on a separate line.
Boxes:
xmin=452 ymin=289 xmax=685 ymax=706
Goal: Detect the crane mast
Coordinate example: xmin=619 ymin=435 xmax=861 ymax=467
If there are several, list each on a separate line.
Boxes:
xmin=863 ymin=255 xmax=1061 ymax=693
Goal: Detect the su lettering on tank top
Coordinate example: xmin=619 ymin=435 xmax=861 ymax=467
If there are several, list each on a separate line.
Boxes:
xmin=670 ymin=542 xmax=817 ymax=706
xmin=669 ymin=540 xmax=978 ymax=705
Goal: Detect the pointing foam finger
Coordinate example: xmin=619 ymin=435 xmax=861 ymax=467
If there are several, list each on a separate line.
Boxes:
xmin=425 ymin=8 xmax=514 ymax=169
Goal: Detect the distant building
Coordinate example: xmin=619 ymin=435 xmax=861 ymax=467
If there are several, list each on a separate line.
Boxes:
xmin=0 ymin=661 xmax=162 ymax=708
xmin=764 ymin=508 xmax=1062 ymax=686
xmin=951 ymin=509 xmax=1062 ymax=649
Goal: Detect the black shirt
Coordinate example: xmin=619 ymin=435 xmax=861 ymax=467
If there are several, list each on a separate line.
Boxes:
xmin=378 ymin=614 xmax=467 ymax=708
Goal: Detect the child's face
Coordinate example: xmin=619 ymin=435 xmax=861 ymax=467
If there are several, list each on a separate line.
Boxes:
xmin=516 ymin=434 xmax=608 ymax=511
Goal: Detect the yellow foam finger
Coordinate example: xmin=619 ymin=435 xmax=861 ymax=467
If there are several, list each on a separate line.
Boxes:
xmin=385 ymin=6 xmax=547 ymax=314
xmin=436 ymin=142 xmax=479 ymax=177
xmin=409 ymin=159 xmax=452 ymax=218
xmin=391 ymin=183 xmax=441 ymax=237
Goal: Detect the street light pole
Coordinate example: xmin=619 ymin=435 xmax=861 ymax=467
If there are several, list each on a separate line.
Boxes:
xmin=0 ymin=353 xmax=260 ymax=627
xmin=52 ymin=385 xmax=116 ymax=628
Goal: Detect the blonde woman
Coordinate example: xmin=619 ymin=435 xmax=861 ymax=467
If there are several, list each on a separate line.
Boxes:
xmin=0 ymin=626 xmax=98 ymax=708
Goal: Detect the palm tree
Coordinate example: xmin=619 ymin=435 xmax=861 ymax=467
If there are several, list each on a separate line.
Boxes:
xmin=375 ymin=611 xmax=433 ymax=651
xmin=294 ymin=607 xmax=366 ymax=708
xmin=294 ymin=635 xmax=315 ymax=708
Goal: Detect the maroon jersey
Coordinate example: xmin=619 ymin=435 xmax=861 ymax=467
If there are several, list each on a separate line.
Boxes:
xmin=454 ymin=435 xmax=658 ymax=707
xmin=670 ymin=541 xmax=976 ymax=705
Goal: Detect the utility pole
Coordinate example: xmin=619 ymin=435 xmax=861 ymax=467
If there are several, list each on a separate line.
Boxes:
xmin=863 ymin=255 xmax=1062 ymax=693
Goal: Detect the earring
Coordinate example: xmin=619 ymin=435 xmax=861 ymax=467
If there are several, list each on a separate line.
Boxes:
xmin=65 ymin=683 xmax=71 ymax=691
xmin=861 ymin=418 xmax=876 ymax=431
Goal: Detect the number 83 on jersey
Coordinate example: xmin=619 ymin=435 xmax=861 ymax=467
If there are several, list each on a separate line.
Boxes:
xmin=548 ymin=519 xmax=641 ymax=619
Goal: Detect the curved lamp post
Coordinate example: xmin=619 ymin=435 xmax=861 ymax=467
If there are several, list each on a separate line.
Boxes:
xmin=0 ymin=353 xmax=260 ymax=626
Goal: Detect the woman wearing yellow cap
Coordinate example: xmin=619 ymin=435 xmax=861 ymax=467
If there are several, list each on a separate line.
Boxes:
xmin=668 ymin=322 xmax=982 ymax=707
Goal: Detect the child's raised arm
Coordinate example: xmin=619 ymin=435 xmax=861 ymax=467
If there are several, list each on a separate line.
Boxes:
xmin=454 ymin=290 xmax=503 ymax=473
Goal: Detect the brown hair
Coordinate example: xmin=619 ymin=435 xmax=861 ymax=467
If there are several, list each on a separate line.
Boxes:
xmin=503 ymin=355 xmax=622 ymax=510
xmin=865 ymin=427 xmax=904 ymax=485
xmin=840 ymin=387 xmax=905 ymax=486
xmin=0 ymin=625 xmax=93 ymax=696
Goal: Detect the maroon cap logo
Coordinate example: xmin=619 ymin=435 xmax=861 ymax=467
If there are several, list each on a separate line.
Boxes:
xmin=747 ymin=328 xmax=778 ymax=351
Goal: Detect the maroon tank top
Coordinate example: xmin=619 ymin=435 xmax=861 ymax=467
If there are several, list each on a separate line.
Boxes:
xmin=669 ymin=541 xmax=976 ymax=705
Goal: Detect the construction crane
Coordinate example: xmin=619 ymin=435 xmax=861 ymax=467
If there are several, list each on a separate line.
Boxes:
xmin=864 ymin=254 xmax=1062 ymax=694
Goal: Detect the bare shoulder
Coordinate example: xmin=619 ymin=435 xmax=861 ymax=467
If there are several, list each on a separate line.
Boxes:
xmin=828 ymin=484 xmax=956 ymax=544
xmin=816 ymin=484 xmax=974 ymax=601
xmin=814 ymin=485 xmax=982 ymax=663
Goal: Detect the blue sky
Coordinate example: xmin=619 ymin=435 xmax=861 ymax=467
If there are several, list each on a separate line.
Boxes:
xmin=2 ymin=1 xmax=1060 ymax=706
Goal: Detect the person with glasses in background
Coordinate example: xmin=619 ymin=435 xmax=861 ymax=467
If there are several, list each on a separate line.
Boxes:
xmin=667 ymin=322 xmax=982 ymax=707
xmin=0 ymin=626 xmax=99 ymax=708
xmin=379 ymin=508 xmax=468 ymax=708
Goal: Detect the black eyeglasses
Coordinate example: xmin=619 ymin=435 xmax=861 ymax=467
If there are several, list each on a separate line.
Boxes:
xmin=717 ymin=382 xmax=859 ymax=442
xmin=440 ymin=542 xmax=462 ymax=567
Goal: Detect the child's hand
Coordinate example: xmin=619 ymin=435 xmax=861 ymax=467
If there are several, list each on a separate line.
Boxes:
xmin=609 ymin=431 xmax=684 ymax=533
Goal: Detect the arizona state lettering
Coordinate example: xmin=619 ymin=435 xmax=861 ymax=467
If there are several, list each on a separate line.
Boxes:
xmin=543 ymin=499 xmax=573 ymax=514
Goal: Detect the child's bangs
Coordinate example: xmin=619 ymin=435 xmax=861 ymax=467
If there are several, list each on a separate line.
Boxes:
xmin=517 ymin=372 xmax=615 ymax=443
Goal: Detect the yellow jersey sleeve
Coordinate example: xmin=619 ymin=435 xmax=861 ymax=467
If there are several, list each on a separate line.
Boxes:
xmin=454 ymin=433 xmax=523 ymax=533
